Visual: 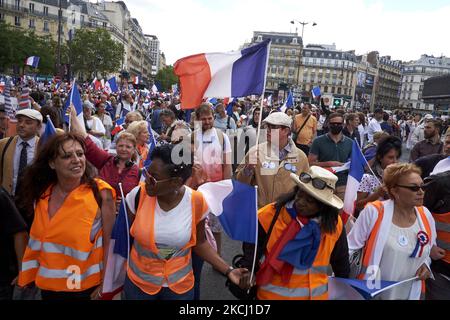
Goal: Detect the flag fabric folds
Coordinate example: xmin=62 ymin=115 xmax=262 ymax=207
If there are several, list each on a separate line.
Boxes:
xmin=63 ymin=81 xmax=84 ymax=129
xmin=280 ymin=91 xmax=294 ymax=112
xmin=342 ymin=141 xmax=367 ymax=224
xmin=143 ymin=122 xmax=157 ymax=169
xmin=25 ymin=56 xmax=40 ymax=68
xmin=105 ymin=77 xmax=119 ymax=94
xmin=198 ymin=179 xmax=257 ymax=243
xmin=101 ymin=198 xmax=131 ymax=299
xmin=312 ymin=86 xmax=321 ymax=99
xmin=174 ymin=39 xmax=270 ymax=109
xmin=40 ymin=116 xmax=57 ymax=146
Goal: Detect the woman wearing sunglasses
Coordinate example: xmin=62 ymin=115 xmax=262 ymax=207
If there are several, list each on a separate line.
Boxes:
xmin=122 ymin=144 xmax=249 ymax=300
xmin=348 ymin=163 xmax=437 ymax=300
xmin=239 ymin=166 xmax=350 ymax=300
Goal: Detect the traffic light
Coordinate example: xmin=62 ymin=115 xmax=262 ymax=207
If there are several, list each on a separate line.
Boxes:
xmin=333 ymin=98 xmax=343 ymax=107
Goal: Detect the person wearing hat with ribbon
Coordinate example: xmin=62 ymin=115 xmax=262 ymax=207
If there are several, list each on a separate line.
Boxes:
xmin=237 ymin=166 xmax=349 ymax=300
xmin=0 ymin=109 xmax=42 ymax=197
xmin=348 ymin=163 xmax=436 ymax=300
xmin=236 ymin=112 xmax=309 ymax=209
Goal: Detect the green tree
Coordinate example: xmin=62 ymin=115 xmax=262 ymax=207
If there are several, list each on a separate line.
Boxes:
xmin=0 ymin=22 xmax=56 ymax=75
xmin=68 ymin=28 xmax=124 ymax=79
xmin=155 ymin=66 xmax=178 ymax=92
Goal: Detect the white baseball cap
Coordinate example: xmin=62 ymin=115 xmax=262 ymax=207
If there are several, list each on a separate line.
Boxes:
xmin=16 ymin=109 xmax=43 ymax=123
xmin=263 ymin=112 xmax=292 ymax=128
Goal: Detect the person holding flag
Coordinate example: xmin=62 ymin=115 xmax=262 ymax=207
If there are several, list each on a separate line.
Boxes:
xmin=122 ymin=144 xmax=249 ymax=300
xmin=236 ymin=166 xmax=350 ymax=300
xmin=347 ymin=163 xmax=436 ymax=300
xmin=68 ymin=105 xmax=139 ymax=202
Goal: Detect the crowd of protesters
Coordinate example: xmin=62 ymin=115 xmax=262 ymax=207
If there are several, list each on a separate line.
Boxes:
xmin=0 ymin=78 xmax=449 ymax=301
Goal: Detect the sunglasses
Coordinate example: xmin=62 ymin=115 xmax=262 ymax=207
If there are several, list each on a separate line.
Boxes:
xmin=299 ymin=173 xmax=333 ymax=191
xmin=395 ymin=184 xmax=426 ymax=192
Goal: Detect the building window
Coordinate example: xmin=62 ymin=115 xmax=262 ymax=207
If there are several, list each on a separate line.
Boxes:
xmin=0 ymin=0 xmax=4 ymax=7
xmin=43 ymin=20 xmax=49 ymax=32
xmin=15 ymin=0 xmax=20 ymax=10
xmin=0 ymin=13 xmax=4 ymax=21
xmin=292 ymin=38 xmax=298 ymax=44
xmin=81 ymin=15 xmax=85 ymax=24
xmin=103 ymin=22 xmax=107 ymax=28
xmin=257 ymin=35 xmax=262 ymax=42
xmin=29 ymin=2 xmax=34 ymax=12
xmin=44 ymin=6 xmax=48 ymax=16
xmin=29 ymin=19 xmax=35 ymax=29
xmin=15 ymin=16 xmax=20 ymax=26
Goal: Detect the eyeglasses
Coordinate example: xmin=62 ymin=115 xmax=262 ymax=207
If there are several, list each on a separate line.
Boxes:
xmin=395 ymin=184 xmax=425 ymax=192
xmin=143 ymin=168 xmax=173 ymax=186
xmin=299 ymin=172 xmax=333 ymax=191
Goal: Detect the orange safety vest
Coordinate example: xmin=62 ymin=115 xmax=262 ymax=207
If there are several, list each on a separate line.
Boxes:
xmin=358 ymin=201 xmax=432 ymax=298
xmin=127 ymin=183 xmax=206 ymax=295
xmin=432 ymin=212 xmax=450 ymax=264
xmin=256 ymin=203 xmax=343 ymax=300
xmin=18 ymin=179 xmax=115 ymax=292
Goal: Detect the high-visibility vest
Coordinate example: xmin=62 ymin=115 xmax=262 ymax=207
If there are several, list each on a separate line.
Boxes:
xmin=18 ymin=179 xmax=115 ymax=292
xmin=432 ymin=212 xmax=450 ymax=264
xmin=256 ymin=203 xmax=343 ymax=300
xmin=358 ymin=201 xmax=432 ymax=298
xmin=127 ymin=183 xmax=206 ymax=295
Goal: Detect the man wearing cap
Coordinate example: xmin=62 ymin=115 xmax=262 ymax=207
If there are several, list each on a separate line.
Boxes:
xmin=367 ymin=108 xmax=383 ymax=143
xmin=0 ymin=109 xmax=42 ymax=196
xmin=236 ymin=112 xmax=309 ymax=208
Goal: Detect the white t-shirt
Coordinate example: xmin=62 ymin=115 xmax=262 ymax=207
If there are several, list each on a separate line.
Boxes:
xmin=86 ymin=117 xmax=106 ymax=135
xmin=192 ymin=128 xmax=232 ymax=182
xmin=367 ymin=118 xmax=382 ymax=143
xmin=376 ymin=220 xmax=430 ymax=300
xmin=125 ymin=186 xmax=209 ymax=253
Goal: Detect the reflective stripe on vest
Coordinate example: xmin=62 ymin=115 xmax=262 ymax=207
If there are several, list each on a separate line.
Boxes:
xmin=435 ymin=221 xmax=450 ymax=233
xmin=21 ymin=260 xmax=39 ymax=272
xmin=293 ymin=265 xmax=329 ymax=275
xmin=37 ymin=263 xmax=103 ymax=281
xmin=28 ymin=238 xmax=42 ymax=251
xmin=259 ymin=283 xmax=328 ymax=299
xmin=131 ymin=241 xmax=193 ymax=286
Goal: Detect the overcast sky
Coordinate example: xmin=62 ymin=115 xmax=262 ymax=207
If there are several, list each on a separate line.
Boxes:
xmin=123 ymin=0 xmax=450 ymax=65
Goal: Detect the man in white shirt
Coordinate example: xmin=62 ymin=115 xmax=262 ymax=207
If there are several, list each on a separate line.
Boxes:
xmin=367 ymin=108 xmax=383 ymax=143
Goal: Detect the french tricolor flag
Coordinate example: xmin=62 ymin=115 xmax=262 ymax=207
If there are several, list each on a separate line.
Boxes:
xmin=174 ymin=39 xmax=270 ymax=109
xmin=342 ymin=141 xmax=367 ymax=225
xmin=198 ymin=179 xmax=257 ymax=243
xmin=25 ymin=56 xmax=40 ymax=68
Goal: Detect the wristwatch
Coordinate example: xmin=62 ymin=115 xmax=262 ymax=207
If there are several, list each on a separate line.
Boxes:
xmin=225 ymin=266 xmax=234 ymax=278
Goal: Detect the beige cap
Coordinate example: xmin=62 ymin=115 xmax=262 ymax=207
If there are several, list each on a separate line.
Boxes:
xmin=16 ymin=109 xmax=43 ymax=123
xmin=263 ymin=112 xmax=292 ymax=128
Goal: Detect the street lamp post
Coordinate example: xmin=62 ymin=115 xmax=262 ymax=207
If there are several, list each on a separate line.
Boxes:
xmin=57 ymin=0 xmax=63 ymax=77
xmin=290 ymin=20 xmax=317 ymax=100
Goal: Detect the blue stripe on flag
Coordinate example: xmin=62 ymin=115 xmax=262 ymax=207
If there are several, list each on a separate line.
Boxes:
xmin=231 ymin=39 xmax=270 ymax=97
xmin=111 ymin=199 xmax=131 ymax=258
xmin=219 ymin=180 xmax=257 ymax=243
xmin=349 ymin=140 xmax=366 ymax=181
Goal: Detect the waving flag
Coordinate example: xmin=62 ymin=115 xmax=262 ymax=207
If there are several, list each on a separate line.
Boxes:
xmin=18 ymin=87 xmax=31 ymax=109
xmin=25 ymin=56 xmax=40 ymax=68
xmin=280 ymin=91 xmax=294 ymax=112
xmin=104 ymin=77 xmax=119 ymax=94
xmin=174 ymin=39 xmax=270 ymax=109
xmin=40 ymin=115 xmax=57 ymax=146
xmin=111 ymin=117 xmax=125 ymax=136
xmin=134 ymin=76 xmax=140 ymax=85
xmin=198 ymin=179 xmax=257 ymax=243
xmin=3 ymin=83 xmax=16 ymax=119
xmin=63 ymin=80 xmax=84 ymax=129
xmin=329 ymin=276 xmax=419 ymax=300
xmin=312 ymin=86 xmax=321 ymax=99
xmin=102 ymin=194 xmax=131 ymax=299
xmin=151 ymin=84 xmax=158 ymax=94
xmin=342 ymin=140 xmax=367 ymax=224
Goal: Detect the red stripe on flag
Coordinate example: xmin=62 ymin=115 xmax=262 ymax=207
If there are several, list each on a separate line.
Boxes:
xmin=174 ymin=53 xmax=211 ymax=110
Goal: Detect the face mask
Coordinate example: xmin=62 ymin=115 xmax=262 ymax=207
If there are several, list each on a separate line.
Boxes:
xmin=329 ymin=124 xmax=343 ymax=135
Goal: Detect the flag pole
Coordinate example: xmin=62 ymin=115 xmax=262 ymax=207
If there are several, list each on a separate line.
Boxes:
xmin=248 ymin=185 xmax=259 ymax=294
xmin=118 ymin=183 xmax=131 ymax=270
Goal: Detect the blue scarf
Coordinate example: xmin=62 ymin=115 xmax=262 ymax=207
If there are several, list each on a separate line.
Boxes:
xmin=278 ymin=202 xmax=321 ymax=270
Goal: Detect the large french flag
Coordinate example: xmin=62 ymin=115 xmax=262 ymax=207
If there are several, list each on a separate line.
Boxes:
xmin=25 ymin=56 xmax=40 ymax=68
xmin=174 ymin=39 xmax=270 ymax=109
xmin=198 ymin=180 xmax=257 ymax=243
xmin=342 ymin=140 xmax=367 ymax=225
xmin=101 ymin=197 xmax=131 ymax=299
